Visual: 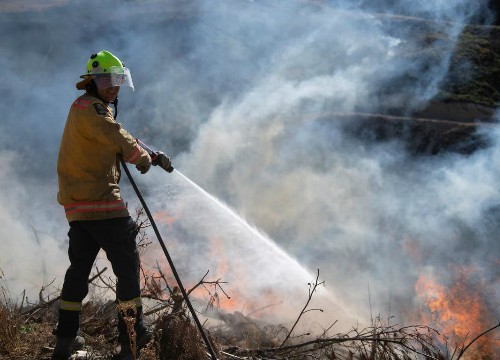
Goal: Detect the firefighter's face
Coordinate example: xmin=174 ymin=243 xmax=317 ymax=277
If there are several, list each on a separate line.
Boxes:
xmin=95 ymin=75 xmax=120 ymax=103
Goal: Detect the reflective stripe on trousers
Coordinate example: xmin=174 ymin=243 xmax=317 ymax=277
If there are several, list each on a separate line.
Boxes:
xmin=60 ymin=300 xmax=83 ymax=311
xmin=54 ymin=216 xmax=141 ymax=337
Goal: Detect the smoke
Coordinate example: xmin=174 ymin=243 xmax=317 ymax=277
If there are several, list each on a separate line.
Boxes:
xmin=0 ymin=0 xmax=498 ymax=333
xmin=0 ymin=151 xmax=67 ymax=298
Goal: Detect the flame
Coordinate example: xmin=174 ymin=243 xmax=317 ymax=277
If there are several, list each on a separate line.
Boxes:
xmin=402 ymin=236 xmax=424 ymax=264
xmin=205 ymin=236 xmax=242 ymax=312
xmin=202 ymin=236 xmax=286 ymax=317
xmin=414 ymin=266 xmax=499 ymax=359
xmin=154 ymin=209 xmax=177 ymax=228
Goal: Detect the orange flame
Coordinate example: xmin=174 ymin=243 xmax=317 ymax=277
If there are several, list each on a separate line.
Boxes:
xmin=203 ymin=236 xmax=285 ymax=317
xmin=154 ymin=209 xmax=177 ymax=228
xmin=141 ymin=212 xmax=295 ymax=321
xmin=415 ymin=266 xmax=499 ymax=359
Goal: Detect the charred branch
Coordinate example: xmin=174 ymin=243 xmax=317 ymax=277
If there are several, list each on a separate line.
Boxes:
xmin=280 ymin=269 xmax=324 ymax=348
xmin=20 ymin=267 xmax=108 ymax=318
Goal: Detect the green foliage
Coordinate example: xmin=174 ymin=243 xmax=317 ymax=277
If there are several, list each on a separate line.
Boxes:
xmin=441 ymin=25 xmax=500 ymax=106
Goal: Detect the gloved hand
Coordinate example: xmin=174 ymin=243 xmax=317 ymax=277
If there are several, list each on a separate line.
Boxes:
xmin=136 ymin=155 xmax=152 ymax=174
xmin=152 ymin=151 xmax=173 ymax=172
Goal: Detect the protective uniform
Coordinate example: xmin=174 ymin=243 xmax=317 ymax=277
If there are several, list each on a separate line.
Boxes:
xmin=53 ymin=51 xmax=152 ymax=360
xmin=57 ymin=93 xmax=150 ymax=221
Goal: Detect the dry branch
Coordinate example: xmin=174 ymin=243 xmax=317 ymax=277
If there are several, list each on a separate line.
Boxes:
xmin=20 ymin=267 xmax=108 ymax=318
xmin=280 ymin=269 xmax=324 ymax=347
xmin=455 ymin=321 xmax=500 ymax=360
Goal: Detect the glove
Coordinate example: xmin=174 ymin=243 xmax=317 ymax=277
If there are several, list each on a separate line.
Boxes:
xmin=136 ymin=155 xmax=152 ymax=174
xmin=152 ymin=151 xmax=173 ymax=172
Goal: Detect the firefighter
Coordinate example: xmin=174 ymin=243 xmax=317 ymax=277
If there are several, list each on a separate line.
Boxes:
xmin=52 ymin=51 xmax=170 ymax=360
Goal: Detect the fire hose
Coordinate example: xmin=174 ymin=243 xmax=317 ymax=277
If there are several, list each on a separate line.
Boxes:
xmin=120 ymin=140 xmax=218 ymax=360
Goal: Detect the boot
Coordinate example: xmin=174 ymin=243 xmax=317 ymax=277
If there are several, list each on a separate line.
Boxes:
xmin=118 ymin=329 xmax=153 ymax=359
xmin=117 ymin=306 xmax=153 ymax=358
xmin=51 ymin=335 xmax=85 ymax=360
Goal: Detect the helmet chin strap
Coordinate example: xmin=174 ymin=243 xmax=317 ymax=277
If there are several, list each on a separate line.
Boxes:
xmin=112 ymin=97 xmax=119 ymax=120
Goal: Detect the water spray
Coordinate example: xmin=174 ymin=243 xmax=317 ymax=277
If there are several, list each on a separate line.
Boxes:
xmin=172 ymin=169 xmax=317 ymax=279
xmin=121 ymin=140 xmax=218 ymax=360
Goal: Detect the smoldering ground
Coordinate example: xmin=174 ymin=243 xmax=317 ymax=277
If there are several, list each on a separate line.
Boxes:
xmin=0 ymin=0 xmax=498 ymax=334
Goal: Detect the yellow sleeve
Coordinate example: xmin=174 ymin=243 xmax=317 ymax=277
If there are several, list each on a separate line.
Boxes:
xmin=82 ymin=102 xmax=151 ymax=166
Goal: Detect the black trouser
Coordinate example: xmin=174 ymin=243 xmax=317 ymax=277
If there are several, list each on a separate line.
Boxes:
xmin=55 ymin=216 xmax=141 ymax=337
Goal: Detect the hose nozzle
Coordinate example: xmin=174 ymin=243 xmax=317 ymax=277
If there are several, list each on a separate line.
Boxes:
xmin=137 ymin=138 xmax=174 ymax=173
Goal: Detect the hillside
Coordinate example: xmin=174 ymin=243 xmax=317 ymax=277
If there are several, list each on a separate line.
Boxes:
xmin=339 ymin=19 xmax=500 ymax=155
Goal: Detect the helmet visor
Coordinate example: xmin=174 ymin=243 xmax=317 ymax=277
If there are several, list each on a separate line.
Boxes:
xmin=110 ymin=66 xmax=134 ymax=90
xmin=94 ymin=66 xmax=134 ymax=91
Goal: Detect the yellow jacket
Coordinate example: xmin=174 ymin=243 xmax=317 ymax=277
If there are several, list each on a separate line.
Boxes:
xmin=57 ymin=94 xmax=150 ymax=222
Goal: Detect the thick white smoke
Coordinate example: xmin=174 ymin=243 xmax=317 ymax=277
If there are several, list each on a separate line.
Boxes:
xmin=0 ymin=0 xmax=497 ymax=334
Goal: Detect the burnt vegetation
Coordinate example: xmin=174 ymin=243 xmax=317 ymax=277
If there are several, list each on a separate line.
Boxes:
xmin=337 ymin=16 xmax=500 ymax=156
xmin=1 ymin=210 xmax=498 ymax=360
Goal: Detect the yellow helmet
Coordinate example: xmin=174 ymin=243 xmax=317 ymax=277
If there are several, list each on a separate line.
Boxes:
xmin=76 ymin=51 xmax=134 ymax=91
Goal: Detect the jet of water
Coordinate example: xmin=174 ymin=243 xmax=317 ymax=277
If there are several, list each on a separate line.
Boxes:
xmin=142 ymin=168 xmax=360 ymax=328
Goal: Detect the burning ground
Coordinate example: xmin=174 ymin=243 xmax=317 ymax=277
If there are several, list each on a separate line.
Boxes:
xmin=1 ymin=0 xmax=500 ymax=359
xmin=1 ymin=220 xmax=498 ymax=360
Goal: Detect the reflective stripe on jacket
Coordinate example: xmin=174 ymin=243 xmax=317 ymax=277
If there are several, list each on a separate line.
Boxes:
xmin=57 ymin=94 xmax=151 ymax=222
